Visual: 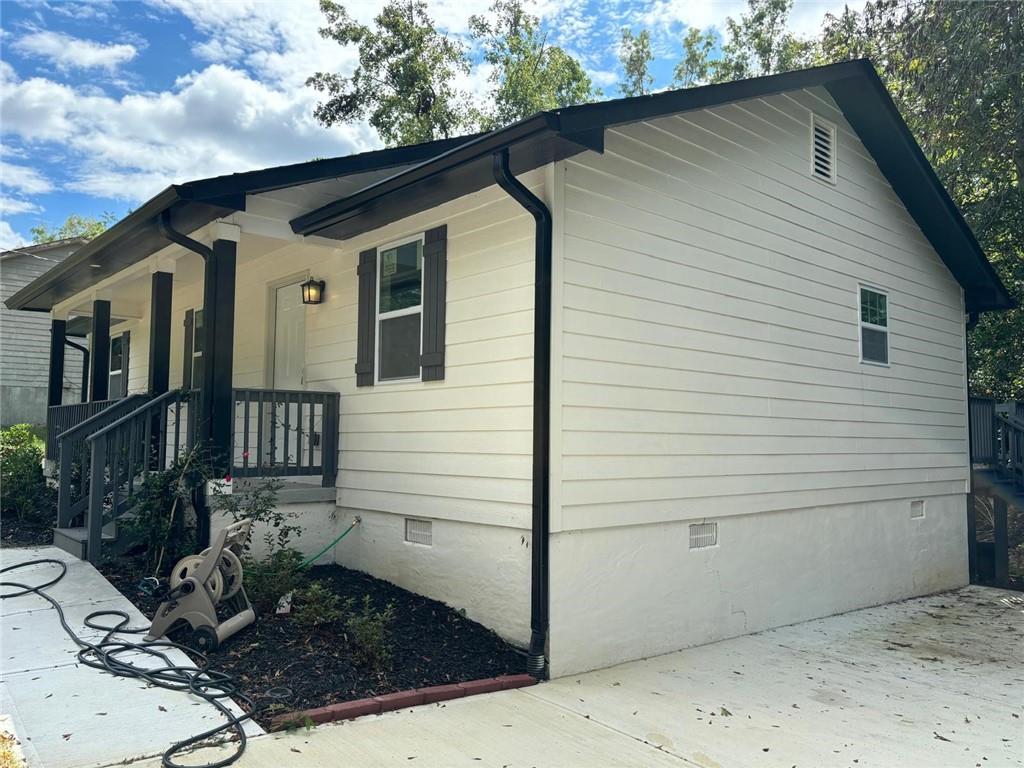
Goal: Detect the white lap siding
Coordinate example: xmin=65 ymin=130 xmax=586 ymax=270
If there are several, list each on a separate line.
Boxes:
xmin=548 ymin=88 xmax=969 ymax=674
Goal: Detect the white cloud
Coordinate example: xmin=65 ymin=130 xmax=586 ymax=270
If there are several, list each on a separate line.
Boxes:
xmin=0 ymin=196 xmax=42 ymax=216
xmin=1 ymin=162 xmax=54 ymax=195
xmin=0 ymin=221 xmax=27 ymax=251
xmin=13 ymin=30 xmax=139 ymax=71
xmin=640 ymin=0 xmax=857 ymax=36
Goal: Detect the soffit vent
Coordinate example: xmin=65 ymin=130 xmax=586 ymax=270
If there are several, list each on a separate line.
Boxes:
xmin=811 ymin=114 xmax=837 ymax=184
xmin=689 ymin=521 xmax=718 ymax=550
xmin=405 ymin=518 xmax=432 ymax=546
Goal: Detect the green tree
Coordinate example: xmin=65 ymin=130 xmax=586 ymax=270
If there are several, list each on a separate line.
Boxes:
xmin=30 ymin=212 xmax=115 ymax=244
xmin=619 ymin=28 xmax=654 ymax=97
xmin=307 ymin=0 xmax=476 ymax=146
xmin=674 ymin=27 xmax=716 ymax=87
xmin=469 ymin=0 xmax=595 ymax=129
xmin=675 ymin=0 xmax=817 ymax=85
xmin=820 ymin=1 xmax=1023 ymax=398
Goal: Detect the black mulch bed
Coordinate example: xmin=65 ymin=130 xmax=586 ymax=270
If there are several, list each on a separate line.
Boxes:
xmin=101 ymin=557 xmax=527 ymax=727
xmin=1 ymin=517 xmax=57 ymax=548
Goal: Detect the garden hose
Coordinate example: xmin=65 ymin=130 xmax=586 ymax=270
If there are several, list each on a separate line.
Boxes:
xmin=296 ymin=515 xmax=360 ymax=571
xmin=0 ymin=558 xmax=287 ymax=768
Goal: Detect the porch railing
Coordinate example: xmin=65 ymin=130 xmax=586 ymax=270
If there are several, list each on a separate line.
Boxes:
xmin=56 ymin=394 xmax=150 ymax=528
xmin=231 ymin=388 xmax=340 ymax=487
xmin=52 ymin=386 xmax=340 ymax=563
xmin=82 ymin=389 xmax=198 ymax=563
xmin=47 ymin=399 xmax=124 ymax=461
xmin=970 ymin=396 xmax=1024 ymax=488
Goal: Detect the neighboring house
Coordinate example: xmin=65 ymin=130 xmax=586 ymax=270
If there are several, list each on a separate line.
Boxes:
xmin=6 ymin=60 xmax=1012 ymax=678
xmin=0 ymin=238 xmax=88 ymax=426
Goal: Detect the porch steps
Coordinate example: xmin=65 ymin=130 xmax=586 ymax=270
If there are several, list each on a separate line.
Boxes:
xmin=53 ymin=527 xmax=116 ymax=561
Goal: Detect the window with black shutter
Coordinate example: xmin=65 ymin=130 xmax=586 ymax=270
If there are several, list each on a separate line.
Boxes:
xmin=355 ymin=225 xmax=447 ymax=385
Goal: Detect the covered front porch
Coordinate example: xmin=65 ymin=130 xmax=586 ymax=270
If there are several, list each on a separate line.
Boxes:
xmin=41 ymin=224 xmax=341 ymax=563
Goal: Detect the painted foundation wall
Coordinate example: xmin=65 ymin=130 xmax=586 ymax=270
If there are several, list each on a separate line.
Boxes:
xmin=333 ymin=509 xmax=531 ymax=645
xmin=548 ymin=493 xmax=968 ymax=676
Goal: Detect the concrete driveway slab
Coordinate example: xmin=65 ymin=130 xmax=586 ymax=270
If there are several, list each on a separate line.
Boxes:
xmin=133 ymin=689 xmax=691 ymax=767
xmin=528 ymin=586 xmax=1023 ymax=768
xmin=127 ymin=585 xmax=1022 ymax=768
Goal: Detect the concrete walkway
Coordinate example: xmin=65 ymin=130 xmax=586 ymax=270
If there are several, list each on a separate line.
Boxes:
xmin=0 ymin=546 xmax=261 ymax=768
xmin=133 ymin=585 xmax=1023 ymax=768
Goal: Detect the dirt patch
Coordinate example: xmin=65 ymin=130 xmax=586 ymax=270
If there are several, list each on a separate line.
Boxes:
xmin=1 ymin=517 xmax=56 ymax=549
xmin=99 ymin=556 xmax=527 ymax=727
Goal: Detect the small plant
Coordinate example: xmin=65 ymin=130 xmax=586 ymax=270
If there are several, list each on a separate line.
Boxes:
xmin=294 ymin=580 xmax=343 ymax=628
xmin=244 ymin=548 xmax=305 ymax=614
xmin=344 ymin=595 xmax=396 ymax=671
xmin=0 ymin=424 xmax=54 ymax=522
xmin=213 ymin=475 xmax=296 ymax=555
xmin=122 ymin=446 xmax=204 ymax=574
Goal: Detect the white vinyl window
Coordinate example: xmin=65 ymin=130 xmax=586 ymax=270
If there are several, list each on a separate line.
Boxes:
xmin=108 ymin=335 xmax=124 ymax=397
xmin=858 ymin=286 xmax=889 ymax=365
xmin=191 ymin=308 xmax=204 ymax=386
xmin=376 ymin=235 xmax=424 ymax=382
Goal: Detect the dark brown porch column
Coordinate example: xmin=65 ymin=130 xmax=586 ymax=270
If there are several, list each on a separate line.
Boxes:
xmin=199 ymin=237 xmax=237 ymax=476
xmin=47 ymin=318 xmax=66 ymax=408
xmin=148 ymin=271 xmax=174 ymax=395
xmin=89 ymin=299 xmax=111 ymax=401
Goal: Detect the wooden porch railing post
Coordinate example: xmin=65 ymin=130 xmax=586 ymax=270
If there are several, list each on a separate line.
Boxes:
xmin=57 ymin=441 xmax=73 ymax=527
xmin=87 ymin=436 xmax=107 ymax=564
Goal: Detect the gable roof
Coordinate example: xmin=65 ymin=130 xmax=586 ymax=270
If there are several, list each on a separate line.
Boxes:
xmin=0 ymin=237 xmax=88 ymax=263
xmin=291 ymin=58 xmax=1011 ymax=313
xmin=6 ymin=59 xmax=1011 ymax=314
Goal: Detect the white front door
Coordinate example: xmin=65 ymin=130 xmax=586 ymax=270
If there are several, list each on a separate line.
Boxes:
xmin=273 ymin=282 xmax=306 ymax=389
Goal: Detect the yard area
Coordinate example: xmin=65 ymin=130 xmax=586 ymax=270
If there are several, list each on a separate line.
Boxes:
xmin=98 ymin=553 xmax=526 ymax=727
xmin=133 ymin=585 xmax=1024 ymax=768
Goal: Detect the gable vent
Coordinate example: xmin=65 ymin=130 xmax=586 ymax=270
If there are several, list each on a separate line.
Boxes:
xmin=810 ymin=114 xmax=837 ymax=184
xmin=689 ymin=522 xmax=718 ymax=550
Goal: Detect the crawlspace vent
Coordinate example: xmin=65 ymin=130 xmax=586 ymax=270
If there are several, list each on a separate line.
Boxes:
xmin=910 ymin=500 xmax=925 ymax=519
xmin=689 ymin=521 xmax=718 ymax=550
xmin=405 ymin=518 xmax=433 ymax=546
xmin=811 ymin=114 xmax=837 ymax=184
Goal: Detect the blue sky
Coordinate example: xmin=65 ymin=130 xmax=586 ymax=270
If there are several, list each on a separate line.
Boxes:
xmin=0 ymin=0 xmax=851 ymax=249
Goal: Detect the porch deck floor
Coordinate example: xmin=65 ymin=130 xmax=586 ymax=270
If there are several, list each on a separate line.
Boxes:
xmin=0 ymin=546 xmax=262 ymax=768
xmin=130 ymin=585 xmax=1021 ymax=768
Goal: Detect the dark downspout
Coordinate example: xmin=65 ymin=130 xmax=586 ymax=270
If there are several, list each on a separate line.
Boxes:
xmin=965 ymin=310 xmax=979 ymax=582
xmin=65 ymin=339 xmax=90 ymax=403
xmin=158 ymin=210 xmax=215 ymax=546
xmin=493 ymin=148 xmax=552 ymax=679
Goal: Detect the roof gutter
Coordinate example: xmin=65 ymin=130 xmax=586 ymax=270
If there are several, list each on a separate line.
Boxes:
xmin=5 ymin=186 xmax=183 ymax=312
xmin=291 ymin=114 xmax=560 ymax=236
xmin=492 ymin=147 xmax=552 ymax=679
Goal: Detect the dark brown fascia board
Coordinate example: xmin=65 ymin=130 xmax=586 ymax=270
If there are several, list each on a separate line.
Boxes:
xmin=290 ymin=114 xmax=564 ymax=236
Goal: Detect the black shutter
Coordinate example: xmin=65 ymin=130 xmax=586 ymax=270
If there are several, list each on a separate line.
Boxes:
xmin=355 ymin=248 xmax=377 ymax=387
xmin=120 ymin=331 xmax=130 ymax=397
xmin=182 ymin=309 xmax=194 ymax=389
xmin=420 ymin=225 xmax=447 ymax=381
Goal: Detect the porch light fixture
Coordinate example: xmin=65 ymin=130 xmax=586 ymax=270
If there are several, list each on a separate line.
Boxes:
xmin=301 ymin=277 xmax=325 ymax=305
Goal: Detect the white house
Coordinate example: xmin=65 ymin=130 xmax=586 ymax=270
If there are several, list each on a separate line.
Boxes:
xmin=8 ymin=60 xmax=1012 ymax=678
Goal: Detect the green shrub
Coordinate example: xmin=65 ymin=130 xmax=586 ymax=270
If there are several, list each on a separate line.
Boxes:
xmin=122 ymin=451 xmax=203 ymax=574
xmin=244 ymin=548 xmax=305 ymax=614
xmin=294 ymin=580 xmax=343 ymax=628
xmin=0 ymin=424 xmax=54 ymax=522
xmin=344 ymin=595 xmax=396 ymax=671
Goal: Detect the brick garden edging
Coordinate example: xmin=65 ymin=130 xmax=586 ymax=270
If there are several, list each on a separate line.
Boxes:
xmin=270 ymin=674 xmax=538 ymax=731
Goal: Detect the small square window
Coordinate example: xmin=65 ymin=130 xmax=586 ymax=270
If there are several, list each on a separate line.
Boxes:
xmin=858 ymin=287 xmax=889 ymax=365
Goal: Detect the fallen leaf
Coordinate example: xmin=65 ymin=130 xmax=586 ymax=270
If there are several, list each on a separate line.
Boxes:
xmin=933 ymin=732 xmax=952 ymax=742
xmin=62 ymin=734 xmax=72 ymax=741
